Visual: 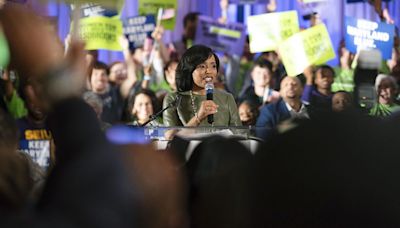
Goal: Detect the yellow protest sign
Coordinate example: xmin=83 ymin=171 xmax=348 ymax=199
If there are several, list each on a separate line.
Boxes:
xmin=75 ymin=16 xmax=123 ymax=51
xmin=247 ymin=11 xmax=299 ymax=53
xmin=279 ymin=24 xmax=336 ymax=76
xmin=138 ymin=0 xmax=177 ymax=30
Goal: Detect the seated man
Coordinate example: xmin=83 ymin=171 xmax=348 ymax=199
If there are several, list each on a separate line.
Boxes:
xmin=256 ymin=76 xmax=309 ymax=139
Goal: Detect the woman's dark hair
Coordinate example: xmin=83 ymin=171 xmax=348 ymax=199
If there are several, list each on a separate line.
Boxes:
xmin=176 ymin=45 xmax=220 ymax=92
xmin=186 ymin=135 xmax=255 ymax=228
xmin=88 ymin=61 xmax=109 ymax=83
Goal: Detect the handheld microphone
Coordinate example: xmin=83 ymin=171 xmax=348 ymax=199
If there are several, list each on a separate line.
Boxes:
xmin=205 ymin=82 xmax=214 ymax=124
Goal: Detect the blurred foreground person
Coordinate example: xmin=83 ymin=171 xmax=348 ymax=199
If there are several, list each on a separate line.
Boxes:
xmin=0 ymin=4 xmax=137 ymax=227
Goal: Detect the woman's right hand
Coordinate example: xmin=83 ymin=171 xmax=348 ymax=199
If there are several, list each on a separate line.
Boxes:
xmin=197 ymin=100 xmax=218 ymax=121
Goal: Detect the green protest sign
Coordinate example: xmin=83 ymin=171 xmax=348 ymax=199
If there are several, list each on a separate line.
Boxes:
xmin=279 ymin=24 xmax=336 ymax=76
xmin=138 ymin=0 xmax=177 ymax=30
xmin=74 ymin=16 xmax=123 ymax=51
xmin=247 ymin=11 xmax=299 ymax=53
xmin=0 ymin=30 xmax=10 ymax=68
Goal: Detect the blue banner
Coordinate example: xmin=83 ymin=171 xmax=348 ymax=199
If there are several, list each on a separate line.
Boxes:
xmin=194 ymin=16 xmax=246 ymax=56
xmin=229 ymin=0 xmax=268 ymax=4
xmin=347 ymin=0 xmax=392 ymax=3
xmin=345 ymin=16 xmax=395 ymax=60
xmin=72 ymin=3 xmax=119 ymax=18
xmin=123 ymin=15 xmax=156 ymax=49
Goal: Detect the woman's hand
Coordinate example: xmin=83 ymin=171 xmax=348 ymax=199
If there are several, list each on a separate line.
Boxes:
xmin=197 ymin=100 xmax=218 ymax=121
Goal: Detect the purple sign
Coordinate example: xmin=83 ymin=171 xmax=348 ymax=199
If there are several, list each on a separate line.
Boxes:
xmin=194 ymin=16 xmax=246 ymax=56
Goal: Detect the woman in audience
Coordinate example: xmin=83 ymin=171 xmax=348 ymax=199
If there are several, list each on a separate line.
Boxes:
xmin=108 ymin=61 xmax=128 ymax=87
xmin=369 ymin=74 xmax=400 ymax=117
xmin=163 ymin=45 xmax=241 ymax=127
xmin=238 ymin=100 xmax=259 ymax=126
xmin=129 ymin=89 xmax=160 ymax=126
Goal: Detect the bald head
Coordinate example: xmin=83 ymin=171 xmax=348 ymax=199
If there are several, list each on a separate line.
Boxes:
xmin=279 ymin=76 xmax=303 ymax=101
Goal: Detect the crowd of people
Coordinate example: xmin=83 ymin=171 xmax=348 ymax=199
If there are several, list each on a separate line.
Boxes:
xmin=1 ymin=1 xmax=400 ymax=227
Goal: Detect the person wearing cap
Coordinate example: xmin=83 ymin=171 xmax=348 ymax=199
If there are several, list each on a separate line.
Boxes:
xmin=369 ymin=74 xmax=400 ymax=117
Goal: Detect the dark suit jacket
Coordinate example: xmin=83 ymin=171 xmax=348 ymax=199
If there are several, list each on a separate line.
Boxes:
xmin=255 ymin=98 xmax=291 ymax=139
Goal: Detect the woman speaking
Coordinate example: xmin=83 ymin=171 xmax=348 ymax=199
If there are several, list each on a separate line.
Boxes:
xmin=163 ymin=45 xmax=241 ymax=127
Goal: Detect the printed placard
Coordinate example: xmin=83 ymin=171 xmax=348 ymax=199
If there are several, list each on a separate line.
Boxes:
xmin=76 ymin=16 xmax=123 ymax=51
xmin=123 ymin=15 xmax=156 ymax=48
xmin=248 ymin=11 xmax=299 ymax=53
xmin=345 ymin=16 xmax=395 ymax=60
xmin=194 ymin=16 xmax=246 ymax=56
xmin=138 ymin=0 xmax=177 ymax=30
xmin=279 ymin=24 xmax=336 ymax=76
xmin=71 ymin=3 xmax=119 ymax=18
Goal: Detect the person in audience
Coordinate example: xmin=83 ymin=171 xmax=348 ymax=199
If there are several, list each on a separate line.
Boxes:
xmin=186 ymin=135 xmax=255 ymax=228
xmin=332 ymin=91 xmax=354 ymax=113
xmin=254 ymin=108 xmax=400 ymax=227
xmin=82 ymin=91 xmax=111 ymax=131
xmin=302 ymin=65 xmax=335 ymax=113
xmin=108 ymin=61 xmax=127 ymax=86
xmin=1 ymin=4 xmax=138 ymax=226
xmin=164 ymin=58 xmax=179 ymax=93
xmin=170 ymin=12 xmax=200 ymax=59
xmin=238 ymin=100 xmax=259 ymax=126
xmin=0 ymin=107 xmax=36 ymax=214
xmin=332 ymin=41 xmax=355 ymax=92
xmin=89 ymin=59 xmax=136 ymax=123
xmin=239 ymin=58 xmax=280 ymax=107
xmin=1 ymin=68 xmax=27 ymax=119
xmin=369 ymin=74 xmax=400 ymax=117
xmin=129 ymin=89 xmax=160 ymax=126
xmin=256 ymin=76 xmax=309 ymax=139
xmin=16 ymin=82 xmax=54 ymax=169
xmin=163 ymin=45 xmax=241 ymax=127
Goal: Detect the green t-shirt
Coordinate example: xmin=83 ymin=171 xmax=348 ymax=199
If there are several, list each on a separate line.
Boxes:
xmin=332 ymin=68 xmax=355 ymax=92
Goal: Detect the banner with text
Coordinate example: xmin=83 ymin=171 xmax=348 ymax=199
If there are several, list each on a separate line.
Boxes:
xmin=229 ymin=0 xmax=268 ymax=4
xmin=279 ymin=24 xmax=335 ymax=76
xmin=194 ymin=16 xmax=246 ymax=56
xmin=71 ymin=3 xmax=119 ymax=18
xmin=46 ymin=0 xmax=122 ymax=10
xmin=248 ymin=11 xmax=299 ymax=53
xmin=123 ymin=15 xmax=156 ymax=49
xmin=345 ymin=16 xmax=395 ymax=60
xmin=76 ymin=16 xmax=123 ymax=51
xmin=138 ymin=0 xmax=177 ymax=30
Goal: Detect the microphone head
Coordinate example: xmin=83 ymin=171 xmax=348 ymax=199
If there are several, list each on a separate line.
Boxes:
xmin=205 ymin=82 xmax=214 ymax=94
